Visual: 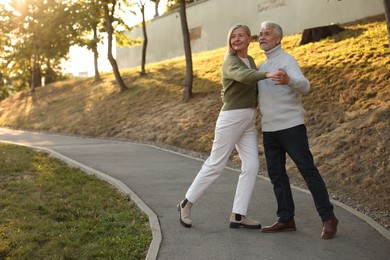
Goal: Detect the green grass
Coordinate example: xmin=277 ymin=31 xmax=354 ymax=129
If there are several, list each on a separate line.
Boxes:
xmin=0 ymin=143 xmax=152 ymax=259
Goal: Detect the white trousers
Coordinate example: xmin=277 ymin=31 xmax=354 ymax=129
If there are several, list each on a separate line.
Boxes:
xmin=185 ymin=108 xmax=259 ymax=215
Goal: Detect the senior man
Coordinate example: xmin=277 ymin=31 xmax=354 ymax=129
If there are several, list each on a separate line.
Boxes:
xmin=257 ymin=21 xmax=338 ymax=239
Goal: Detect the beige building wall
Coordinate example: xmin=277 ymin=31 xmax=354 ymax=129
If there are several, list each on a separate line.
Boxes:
xmin=116 ymin=0 xmax=384 ymax=69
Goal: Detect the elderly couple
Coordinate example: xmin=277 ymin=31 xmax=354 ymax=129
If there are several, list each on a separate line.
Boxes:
xmin=177 ymin=22 xmax=338 ymax=239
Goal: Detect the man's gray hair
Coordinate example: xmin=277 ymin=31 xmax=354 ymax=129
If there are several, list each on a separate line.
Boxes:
xmin=260 ymin=21 xmax=283 ymax=39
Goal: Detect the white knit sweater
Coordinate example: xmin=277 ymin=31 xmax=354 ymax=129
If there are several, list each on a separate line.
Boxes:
xmin=258 ymin=44 xmax=310 ymax=132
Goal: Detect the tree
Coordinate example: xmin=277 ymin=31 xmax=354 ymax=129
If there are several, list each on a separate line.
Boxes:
xmin=139 ymin=0 xmax=148 ymax=75
xmin=71 ymin=0 xmax=106 ymax=82
xmin=150 ymin=0 xmax=160 ymax=17
xmin=0 ymin=0 xmax=76 ymax=92
xmin=384 ymin=0 xmax=390 ymax=47
xmin=72 ymin=0 xmax=139 ymax=82
xmin=91 ymin=24 xmax=102 ymax=81
xmin=179 ymin=0 xmax=193 ymax=101
xmin=103 ymin=0 xmax=128 ymax=91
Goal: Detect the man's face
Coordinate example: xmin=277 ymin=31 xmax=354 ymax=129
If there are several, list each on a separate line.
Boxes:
xmin=258 ymin=27 xmax=281 ymax=51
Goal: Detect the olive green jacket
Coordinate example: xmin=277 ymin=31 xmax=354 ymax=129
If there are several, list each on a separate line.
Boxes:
xmin=221 ymin=54 xmax=267 ymax=111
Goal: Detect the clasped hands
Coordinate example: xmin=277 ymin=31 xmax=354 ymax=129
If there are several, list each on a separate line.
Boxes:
xmin=266 ymin=68 xmax=290 ymax=85
xmin=220 ymin=68 xmax=290 ymax=100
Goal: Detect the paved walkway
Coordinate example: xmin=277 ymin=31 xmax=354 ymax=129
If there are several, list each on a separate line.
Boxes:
xmin=1 ymin=128 xmax=389 ymax=260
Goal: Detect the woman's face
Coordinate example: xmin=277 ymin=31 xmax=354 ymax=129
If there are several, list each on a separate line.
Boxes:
xmin=230 ymin=27 xmax=251 ymax=55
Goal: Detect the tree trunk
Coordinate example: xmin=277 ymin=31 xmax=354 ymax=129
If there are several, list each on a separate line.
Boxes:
xmin=384 ymin=0 xmax=390 ymax=47
xmin=179 ymin=0 xmax=193 ymax=101
xmin=299 ymin=24 xmax=344 ymax=45
xmin=92 ymin=25 xmax=101 ymax=81
xmin=140 ymin=3 xmax=148 ymax=76
xmin=103 ymin=3 xmax=127 ymax=91
xmin=30 ymin=45 xmax=37 ymax=93
xmin=154 ymin=0 xmax=160 ymax=17
xmin=45 ymin=61 xmax=57 ymax=85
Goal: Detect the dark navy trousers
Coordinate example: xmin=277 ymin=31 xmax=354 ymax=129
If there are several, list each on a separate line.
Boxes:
xmin=263 ymin=124 xmax=334 ymax=222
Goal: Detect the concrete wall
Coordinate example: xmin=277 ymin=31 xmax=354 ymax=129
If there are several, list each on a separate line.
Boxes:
xmin=117 ymin=0 xmax=384 ymax=69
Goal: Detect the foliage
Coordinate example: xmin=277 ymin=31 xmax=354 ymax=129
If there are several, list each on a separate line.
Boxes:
xmin=0 ymin=0 xmax=139 ymax=96
xmin=0 ymin=0 xmax=78 ymax=92
xmin=166 ymin=0 xmax=194 ymax=12
xmin=70 ymin=0 xmax=105 ymax=48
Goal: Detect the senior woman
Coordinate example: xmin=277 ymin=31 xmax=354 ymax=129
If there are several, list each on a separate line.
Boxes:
xmin=178 ymin=23 xmax=277 ymax=229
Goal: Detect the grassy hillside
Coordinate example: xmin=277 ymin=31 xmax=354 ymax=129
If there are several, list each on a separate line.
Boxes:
xmin=0 ymin=15 xmax=389 ymax=229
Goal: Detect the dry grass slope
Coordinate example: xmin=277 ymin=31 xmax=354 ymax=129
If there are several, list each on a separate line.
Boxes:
xmin=0 ymin=15 xmax=389 ymax=229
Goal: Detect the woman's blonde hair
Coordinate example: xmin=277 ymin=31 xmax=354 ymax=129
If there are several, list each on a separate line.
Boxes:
xmin=226 ymin=23 xmax=251 ymax=56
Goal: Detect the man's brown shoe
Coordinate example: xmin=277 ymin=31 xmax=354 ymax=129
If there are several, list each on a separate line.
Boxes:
xmin=321 ymin=216 xmax=339 ymax=239
xmin=261 ymin=218 xmax=296 ymax=233
xmin=229 ymin=213 xmax=262 ymax=229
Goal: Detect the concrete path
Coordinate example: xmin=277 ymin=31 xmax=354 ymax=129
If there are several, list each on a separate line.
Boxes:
xmin=1 ymin=128 xmax=389 ymax=260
